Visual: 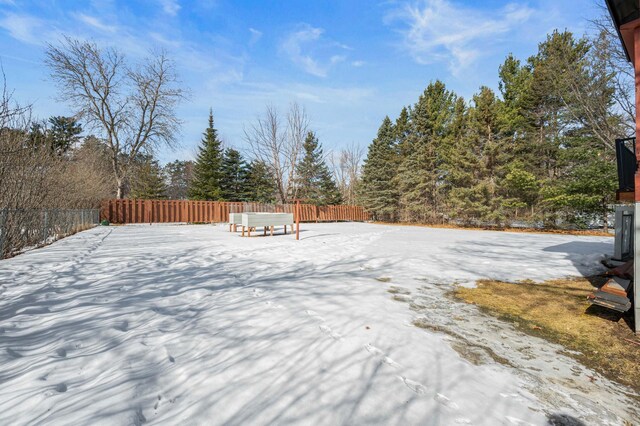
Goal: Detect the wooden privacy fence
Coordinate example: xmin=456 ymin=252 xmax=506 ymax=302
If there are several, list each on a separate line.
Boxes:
xmin=101 ymin=199 xmax=371 ymax=224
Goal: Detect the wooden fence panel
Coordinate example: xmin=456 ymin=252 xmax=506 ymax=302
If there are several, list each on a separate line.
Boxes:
xmin=101 ymin=199 xmax=371 ymax=224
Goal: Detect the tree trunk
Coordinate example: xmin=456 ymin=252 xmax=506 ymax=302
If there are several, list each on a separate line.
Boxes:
xmin=116 ymin=178 xmax=125 ymax=199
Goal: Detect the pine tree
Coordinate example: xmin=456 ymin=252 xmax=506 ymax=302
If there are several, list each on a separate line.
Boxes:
xmin=296 ymin=131 xmax=342 ymax=205
xmin=129 ymin=156 xmax=167 ymax=199
xmin=48 ymin=116 xmax=82 ymax=154
xmin=245 ymin=160 xmax=277 ymax=203
xmin=396 ymin=80 xmax=457 ymax=222
xmin=318 ymin=163 xmax=342 ymax=205
xmin=394 ymin=106 xmax=411 ymax=159
xmin=188 ymin=109 xmax=224 ymax=200
xmin=220 ymin=148 xmax=249 ymax=201
xmin=358 ymin=116 xmax=398 ymax=221
xmin=449 ymin=87 xmax=508 ymax=224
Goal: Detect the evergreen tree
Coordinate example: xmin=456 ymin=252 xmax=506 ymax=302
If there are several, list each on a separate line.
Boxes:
xmin=358 ymin=116 xmax=399 ymax=221
xmin=48 ymin=116 xmax=82 ymax=154
xmin=129 ymin=156 xmax=167 ymax=199
xmin=245 ymin=160 xmax=277 ymax=203
xmin=220 ymin=148 xmax=249 ymax=201
xmin=164 ymin=160 xmax=193 ymax=199
xmin=396 ymin=80 xmax=456 ymax=222
xmin=358 ymin=29 xmax=623 ymax=229
xmin=318 ymin=163 xmax=342 ymax=206
xmin=188 ymin=109 xmax=224 ymax=200
xmin=296 ymin=131 xmax=342 ymax=205
xmin=449 ymin=87 xmax=507 ymax=224
xmin=394 ymin=106 xmax=411 ymax=159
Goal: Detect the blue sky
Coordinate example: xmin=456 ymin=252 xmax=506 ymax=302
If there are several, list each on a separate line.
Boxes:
xmin=0 ymin=0 xmax=604 ymax=164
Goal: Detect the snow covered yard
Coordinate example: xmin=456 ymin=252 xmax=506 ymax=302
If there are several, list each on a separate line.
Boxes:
xmin=0 ymin=222 xmax=637 ymax=425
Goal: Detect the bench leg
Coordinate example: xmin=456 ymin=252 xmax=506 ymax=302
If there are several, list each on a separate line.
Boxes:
xmin=271 ymin=226 xmax=274 ymax=236
xmin=284 ymin=225 xmax=287 ymax=234
xmin=234 ymin=224 xmax=237 ymax=232
xmin=229 ymin=224 xmax=232 ymax=232
xmin=263 ymin=227 xmax=267 ymax=236
xmin=248 ymin=227 xmax=251 ymax=237
xmin=242 ymin=226 xmax=245 ymax=237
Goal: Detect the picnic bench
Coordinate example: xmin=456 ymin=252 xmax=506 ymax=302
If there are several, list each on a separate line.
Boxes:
xmin=228 ymin=213 xmax=294 ymax=237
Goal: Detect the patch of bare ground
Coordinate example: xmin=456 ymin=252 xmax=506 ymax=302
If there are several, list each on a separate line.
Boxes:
xmin=453 ymin=277 xmax=640 ymax=393
xmin=413 ymin=318 xmax=514 ymax=367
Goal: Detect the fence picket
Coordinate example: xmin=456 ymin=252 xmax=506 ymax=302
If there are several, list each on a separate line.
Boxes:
xmin=101 ymin=199 xmax=371 ymax=224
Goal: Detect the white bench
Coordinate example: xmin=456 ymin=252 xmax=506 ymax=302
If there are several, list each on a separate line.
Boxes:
xmin=240 ymin=213 xmax=294 ymax=237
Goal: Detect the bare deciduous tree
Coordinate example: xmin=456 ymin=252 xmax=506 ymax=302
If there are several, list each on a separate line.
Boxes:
xmin=0 ymin=71 xmax=48 ymax=210
xmin=331 ymin=143 xmax=363 ymax=205
xmin=244 ymin=103 xmax=309 ymax=203
xmin=45 ymin=37 xmax=186 ymax=198
xmin=591 ymin=7 xmax=635 ymax=136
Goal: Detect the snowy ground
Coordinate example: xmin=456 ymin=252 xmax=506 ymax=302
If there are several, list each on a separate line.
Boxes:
xmin=0 ymin=222 xmax=637 ymax=425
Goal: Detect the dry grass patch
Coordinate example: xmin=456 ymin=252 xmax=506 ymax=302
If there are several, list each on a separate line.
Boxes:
xmin=454 ymin=277 xmax=640 ymax=393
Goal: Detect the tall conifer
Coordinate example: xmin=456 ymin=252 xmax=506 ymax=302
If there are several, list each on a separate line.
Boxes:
xmin=296 ymin=132 xmax=342 ymax=205
xmin=188 ymin=109 xmax=224 ymax=200
xmin=358 ymin=116 xmax=398 ymax=221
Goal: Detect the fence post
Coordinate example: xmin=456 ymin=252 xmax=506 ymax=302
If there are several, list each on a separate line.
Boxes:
xmin=0 ymin=208 xmax=7 ymax=258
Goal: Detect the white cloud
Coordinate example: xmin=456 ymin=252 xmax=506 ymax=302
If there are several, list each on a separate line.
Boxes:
xmin=387 ymin=0 xmax=533 ymax=72
xmin=248 ymin=27 xmax=262 ymax=46
xmin=281 ymin=24 xmax=326 ymax=77
xmin=0 ymin=12 xmax=44 ymax=45
xmin=280 ymin=24 xmax=350 ymax=78
xmin=75 ymin=13 xmax=116 ymax=33
xmin=160 ymin=0 xmax=181 ymax=16
xmin=149 ymin=31 xmax=182 ymax=48
xmin=351 ymin=60 xmax=365 ymax=67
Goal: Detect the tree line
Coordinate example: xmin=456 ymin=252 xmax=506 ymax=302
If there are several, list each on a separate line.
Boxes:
xmin=1 ymin=37 xmax=354 ymax=211
xmin=2 ymin=16 xmax=631 ymax=229
xmin=122 ymin=107 xmax=344 ymax=205
xmin=358 ymin=27 xmax=632 ymax=229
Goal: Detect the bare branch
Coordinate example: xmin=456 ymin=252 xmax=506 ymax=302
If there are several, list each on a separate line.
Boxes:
xmin=45 ymin=38 xmax=186 ymax=198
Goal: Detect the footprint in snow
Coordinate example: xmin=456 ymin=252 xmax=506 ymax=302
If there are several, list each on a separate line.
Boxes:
xmin=306 ymin=310 xmax=325 ymax=322
xmin=381 ymin=356 xmax=401 ymax=368
xmin=132 ymin=408 xmax=146 ymax=426
xmin=55 ymin=383 xmax=68 ymax=393
xmin=164 ymin=346 xmax=175 ymax=363
xmin=253 ymin=288 xmax=264 ymax=297
xmin=154 ymin=395 xmax=162 ymax=410
xmin=365 ymin=344 xmax=401 ymax=368
xmin=398 ymin=376 xmax=427 ymax=395
xmin=319 ymin=324 xmax=342 ymax=340
xmin=114 ymin=320 xmax=129 ymax=332
xmin=434 ymin=393 xmax=459 ymax=410
xmin=56 ymin=348 xmax=67 ymax=358
xmin=365 ymin=343 xmax=384 ymax=356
